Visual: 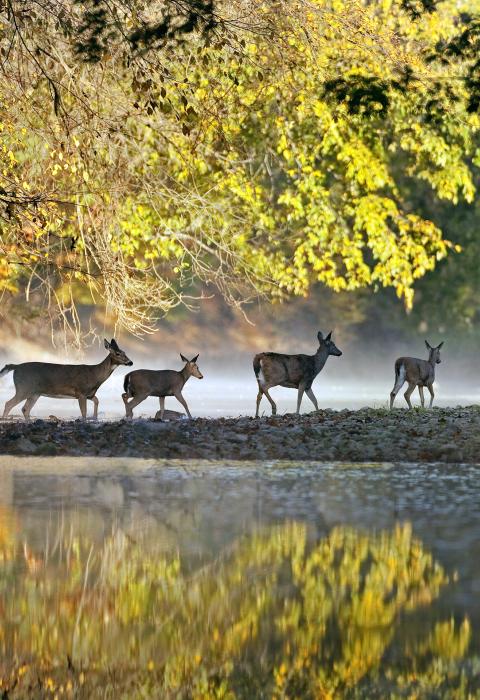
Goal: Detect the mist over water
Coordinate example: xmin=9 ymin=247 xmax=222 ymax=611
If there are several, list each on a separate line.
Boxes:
xmin=0 ymin=348 xmax=478 ymax=419
xmin=1 ymin=288 xmax=479 ymax=419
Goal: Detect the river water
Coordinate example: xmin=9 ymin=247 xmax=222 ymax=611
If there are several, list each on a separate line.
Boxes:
xmin=0 ymin=457 xmax=479 ymax=697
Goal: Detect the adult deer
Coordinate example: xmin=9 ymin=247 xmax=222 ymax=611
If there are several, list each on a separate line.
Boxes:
xmin=122 ymin=354 xmax=203 ymax=419
xmin=253 ymin=331 xmax=342 ymax=417
xmin=0 ymin=339 xmax=132 ymax=420
xmin=389 ymin=340 xmax=443 ymax=409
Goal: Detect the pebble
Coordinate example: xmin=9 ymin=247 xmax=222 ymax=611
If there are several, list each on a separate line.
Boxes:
xmin=14 ymin=437 xmax=37 ymax=454
xmin=0 ymin=406 xmax=478 ymax=462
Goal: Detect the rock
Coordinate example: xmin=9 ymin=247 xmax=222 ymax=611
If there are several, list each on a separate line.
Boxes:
xmin=35 ymin=442 xmax=60 ymax=456
xmin=228 ymin=433 xmax=249 ymax=444
xmin=14 ymin=437 xmax=37 ymax=454
xmin=439 ymin=443 xmax=464 ymax=462
xmin=153 ymin=409 xmax=186 ymax=421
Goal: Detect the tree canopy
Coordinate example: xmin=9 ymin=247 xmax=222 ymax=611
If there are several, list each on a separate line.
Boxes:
xmin=0 ymin=0 xmax=479 ymax=338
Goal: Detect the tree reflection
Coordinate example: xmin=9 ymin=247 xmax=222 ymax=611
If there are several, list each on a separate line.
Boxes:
xmin=0 ymin=519 xmax=476 ymax=698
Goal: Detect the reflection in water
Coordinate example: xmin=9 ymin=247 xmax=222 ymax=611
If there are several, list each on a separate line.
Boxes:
xmin=0 ymin=515 xmax=476 ymax=698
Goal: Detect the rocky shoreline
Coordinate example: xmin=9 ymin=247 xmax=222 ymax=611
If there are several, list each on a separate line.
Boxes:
xmin=0 ymin=406 xmax=479 ymax=462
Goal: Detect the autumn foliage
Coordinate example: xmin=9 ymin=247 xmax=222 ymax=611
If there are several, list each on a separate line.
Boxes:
xmin=0 ymin=0 xmax=478 ymax=337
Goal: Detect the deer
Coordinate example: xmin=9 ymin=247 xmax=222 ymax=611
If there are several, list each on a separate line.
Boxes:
xmin=389 ymin=340 xmax=444 ymax=409
xmin=122 ymin=354 xmax=203 ymax=420
xmin=253 ymin=331 xmax=342 ymax=417
xmin=0 ymin=339 xmax=132 ymax=421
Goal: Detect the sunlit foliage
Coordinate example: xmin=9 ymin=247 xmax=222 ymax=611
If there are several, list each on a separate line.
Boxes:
xmin=0 ymin=1 xmax=479 ymax=337
xmin=0 ymin=519 xmax=477 ymax=698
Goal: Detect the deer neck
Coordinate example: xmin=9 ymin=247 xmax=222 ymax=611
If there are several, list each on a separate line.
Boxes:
xmin=314 ymin=345 xmax=329 ymax=374
xmin=96 ymin=354 xmax=117 ymax=382
xmin=179 ymin=367 xmax=190 ymax=385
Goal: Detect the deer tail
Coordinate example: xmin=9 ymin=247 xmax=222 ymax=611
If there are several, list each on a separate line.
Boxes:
xmin=0 ymin=364 xmax=17 ymax=378
xmin=394 ymin=359 xmax=402 ymax=379
xmin=253 ymin=354 xmax=267 ymax=385
xmin=123 ymin=372 xmax=132 ymax=397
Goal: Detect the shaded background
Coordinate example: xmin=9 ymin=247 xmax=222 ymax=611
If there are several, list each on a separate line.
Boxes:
xmin=1 ymin=242 xmax=479 ymax=418
xmin=1 ymin=192 xmax=479 ymax=417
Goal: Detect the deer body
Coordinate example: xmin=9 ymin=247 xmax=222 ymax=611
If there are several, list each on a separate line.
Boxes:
xmin=253 ymin=331 xmax=342 ymax=416
xmin=122 ymin=354 xmax=203 ymax=419
xmin=389 ymin=340 xmax=443 ymax=409
xmin=0 ymin=339 xmax=132 ymax=420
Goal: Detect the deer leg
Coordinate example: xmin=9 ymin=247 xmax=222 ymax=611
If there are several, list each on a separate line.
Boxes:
xmin=124 ymin=393 xmax=149 ymax=419
xmin=306 ymin=388 xmax=318 ymax=411
xmin=3 ymin=392 xmax=27 ymax=419
xmin=174 ymin=391 xmax=192 ymax=419
xmin=390 ymin=371 xmax=406 ymax=409
xmin=255 ymin=388 xmax=263 ymax=418
xmin=296 ymin=384 xmax=306 ymax=414
xmin=427 ymin=383 xmax=435 ymax=408
xmin=404 ymin=382 xmax=416 ymax=409
xmin=154 ymin=397 xmax=166 ymax=420
xmin=89 ymin=396 xmax=99 ymax=420
xmin=418 ymin=386 xmax=425 ymax=408
xmin=21 ymin=395 xmax=40 ymax=420
xmin=78 ymin=396 xmax=87 ymax=420
xmin=262 ymin=387 xmax=277 ymax=416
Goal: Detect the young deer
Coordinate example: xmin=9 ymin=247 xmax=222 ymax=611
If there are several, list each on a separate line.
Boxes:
xmin=0 ymin=339 xmax=132 ymax=420
xmin=122 ymin=354 xmax=203 ymax=420
xmin=253 ymin=331 xmax=342 ymax=417
xmin=389 ymin=340 xmax=444 ymax=409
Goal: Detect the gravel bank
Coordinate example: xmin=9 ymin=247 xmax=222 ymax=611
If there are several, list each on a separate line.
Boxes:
xmin=0 ymin=406 xmax=479 ymax=462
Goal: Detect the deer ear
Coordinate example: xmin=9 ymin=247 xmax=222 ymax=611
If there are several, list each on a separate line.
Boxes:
xmin=191 ymin=354 xmax=199 ymax=363
xmin=180 ymin=353 xmax=188 ymax=363
xmin=425 ymin=340 xmax=432 ymax=350
xmin=325 ymin=331 xmax=332 ymax=341
xmin=104 ymin=339 xmax=111 ymax=349
xmin=437 ymin=341 xmax=444 ymax=349
xmin=317 ymin=331 xmax=324 ymax=342
xmin=110 ymin=339 xmax=119 ymax=350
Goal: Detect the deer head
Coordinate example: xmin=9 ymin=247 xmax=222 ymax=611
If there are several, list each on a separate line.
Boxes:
xmin=318 ymin=331 xmax=342 ymax=357
xmin=104 ymin=338 xmax=133 ymax=366
xmin=180 ymin=353 xmax=203 ymax=379
xmin=425 ymin=340 xmax=443 ymax=365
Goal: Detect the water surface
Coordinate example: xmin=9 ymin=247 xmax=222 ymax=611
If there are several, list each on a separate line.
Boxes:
xmin=0 ymin=458 xmax=479 ymax=698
